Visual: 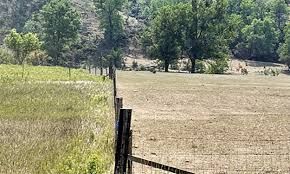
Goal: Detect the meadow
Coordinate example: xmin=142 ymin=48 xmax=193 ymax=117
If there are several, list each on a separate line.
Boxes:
xmin=0 ymin=65 xmax=114 ymax=174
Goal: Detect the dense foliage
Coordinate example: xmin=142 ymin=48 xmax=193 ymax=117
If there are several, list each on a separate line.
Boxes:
xmin=1 ymin=0 xmax=290 ymax=72
xmin=138 ymin=0 xmax=290 ymax=72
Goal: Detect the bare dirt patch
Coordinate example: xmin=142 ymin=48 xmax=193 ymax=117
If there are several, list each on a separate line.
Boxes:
xmin=118 ymin=71 xmax=290 ymax=174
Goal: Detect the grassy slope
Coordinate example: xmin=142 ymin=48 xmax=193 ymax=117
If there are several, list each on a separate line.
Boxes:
xmin=0 ymin=65 xmax=114 ymax=174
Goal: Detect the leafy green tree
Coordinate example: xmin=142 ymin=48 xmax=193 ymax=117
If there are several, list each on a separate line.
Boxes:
xmin=239 ymin=0 xmax=255 ymax=24
xmin=41 ymin=0 xmax=81 ymax=65
xmin=185 ymin=0 xmax=230 ymax=73
xmin=94 ymin=0 xmax=125 ymax=49
xmin=149 ymin=5 xmax=181 ymax=72
xmin=143 ymin=1 xmax=231 ymax=73
xmin=268 ymin=0 xmax=288 ymax=41
xmin=23 ymin=14 xmax=44 ymax=38
xmin=278 ymin=23 xmax=290 ymax=70
xmin=94 ymin=0 xmax=126 ymax=77
xmin=227 ymin=0 xmax=288 ymax=61
xmin=4 ymin=29 xmax=41 ymax=65
xmin=227 ymin=0 xmax=242 ymax=14
xmin=252 ymin=0 xmax=268 ymax=20
xmin=4 ymin=29 xmax=41 ymax=77
xmin=241 ymin=17 xmax=279 ymax=61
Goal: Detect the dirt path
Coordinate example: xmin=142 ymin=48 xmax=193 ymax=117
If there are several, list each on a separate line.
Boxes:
xmin=118 ymin=71 xmax=290 ymax=174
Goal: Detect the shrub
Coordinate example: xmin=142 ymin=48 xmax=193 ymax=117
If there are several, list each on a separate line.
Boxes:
xmin=27 ymin=50 xmax=49 ymax=65
xmin=268 ymin=68 xmax=280 ymax=76
xmin=0 ymin=47 xmax=14 ymax=64
xmin=132 ymin=60 xmax=138 ymax=70
xmin=139 ymin=64 xmax=146 ymax=71
xmin=195 ymin=60 xmax=206 ymax=73
xmin=170 ymin=61 xmax=179 ymax=70
xmin=206 ymin=58 xmax=229 ymax=74
xmin=264 ymin=68 xmax=270 ymax=75
xmin=241 ymin=68 xmax=248 ymax=75
xmin=150 ymin=68 xmax=157 ymax=74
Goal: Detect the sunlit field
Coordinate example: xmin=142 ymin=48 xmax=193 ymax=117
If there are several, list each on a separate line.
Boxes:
xmin=0 ymin=65 xmax=114 ymax=174
xmin=118 ymin=71 xmax=290 ymax=173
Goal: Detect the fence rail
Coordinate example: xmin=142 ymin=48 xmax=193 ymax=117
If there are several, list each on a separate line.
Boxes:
xmin=129 ymin=156 xmax=194 ymax=174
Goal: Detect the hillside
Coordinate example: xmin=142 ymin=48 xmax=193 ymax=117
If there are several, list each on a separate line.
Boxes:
xmin=0 ymin=0 xmax=100 ymax=44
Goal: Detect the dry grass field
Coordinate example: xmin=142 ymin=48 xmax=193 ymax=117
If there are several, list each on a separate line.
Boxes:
xmin=117 ymin=70 xmax=290 ymax=174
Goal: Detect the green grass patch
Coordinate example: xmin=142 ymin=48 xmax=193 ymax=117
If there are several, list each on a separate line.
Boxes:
xmin=0 ymin=65 xmax=114 ymax=174
xmin=0 ymin=64 xmax=102 ymax=82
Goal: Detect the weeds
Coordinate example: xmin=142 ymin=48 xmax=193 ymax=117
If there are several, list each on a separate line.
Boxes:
xmin=0 ymin=65 xmax=114 ymax=174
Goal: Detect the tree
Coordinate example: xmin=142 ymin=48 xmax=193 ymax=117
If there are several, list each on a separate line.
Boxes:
xmin=4 ymin=29 xmax=41 ymax=77
xmin=268 ymin=0 xmax=288 ymax=42
xmin=149 ymin=5 xmax=181 ymax=72
xmin=241 ymin=18 xmax=279 ymax=61
xmin=23 ymin=13 xmax=44 ymax=38
xmin=41 ymin=0 xmax=81 ymax=65
xmin=278 ymin=23 xmax=290 ymax=70
xmin=94 ymin=0 xmax=126 ymax=77
xmin=185 ymin=0 xmax=230 ymax=73
xmin=94 ymin=0 xmax=125 ymax=49
xmin=226 ymin=0 xmax=288 ymax=61
xmin=142 ymin=1 xmax=231 ymax=73
xmin=4 ymin=29 xmax=41 ymax=65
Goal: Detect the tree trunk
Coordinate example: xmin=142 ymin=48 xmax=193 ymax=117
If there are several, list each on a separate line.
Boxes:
xmin=100 ymin=53 xmax=103 ymax=76
xmin=22 ymin=63 xmax=25 ymax=79
xmin=109 ymin=59 xmax=113 ymax=79
xmin=68 ymin=67 xmax=71 ymax=79
xmin=190 ymin=58 xmax=196 ymax=73
xmin=100 ymin=67 xmax=103 ymax=76
xmin=164 ymin=61 xmax=169 ymax=72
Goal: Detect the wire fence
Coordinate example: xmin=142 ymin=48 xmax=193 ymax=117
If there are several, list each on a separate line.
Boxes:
xmin=131 ymin=136 xmax=290 ymax=174
xmin=109 ymin=69 xmax=290 ymax=174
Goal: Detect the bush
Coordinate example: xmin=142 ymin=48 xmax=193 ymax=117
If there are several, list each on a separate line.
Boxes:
xmin=0 ymin=47 xmax=14 ymax=64
xmin=265 ymin=68 xmax=280 ymax=76
xmin=170 ymin=61 xmax=179 ymax=70
xmin=139 ymin=64 xmax=146 ymax=71
xmin=206 ymin=58 xmax=229 ymax=74
xmin=195 ymin=60 xmax=206 ymax=73
xmin=132 ymin=60 xmax=138 ymax=70
xmin=150 ymin=68 xmax=157 ymax=74
xmin=27 ymin=50 xmax=49 ymax=65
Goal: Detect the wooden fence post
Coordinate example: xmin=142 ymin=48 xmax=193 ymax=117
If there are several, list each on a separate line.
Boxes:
xmin=127 ymin=130 xmax=133 ymax=174
xmin=115 ymin=97 xmax=123 ymax=149
xmin=113 ymin=67 xmax=117 ymax=100
xmin=114 ymin=109 xmax=132 ymax=174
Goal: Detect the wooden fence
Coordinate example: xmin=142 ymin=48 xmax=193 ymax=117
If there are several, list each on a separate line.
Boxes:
xmin=112 ymin=68 xmax=194 ymax=174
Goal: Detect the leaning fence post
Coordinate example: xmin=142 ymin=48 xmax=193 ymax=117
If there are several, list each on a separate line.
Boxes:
xmin=114 ymin=109 xmax=132 ymax=174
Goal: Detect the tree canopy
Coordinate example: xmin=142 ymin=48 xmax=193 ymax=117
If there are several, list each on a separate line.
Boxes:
xmin=4 ymin=29 xmax=41 ymax=65
xmin=41 ymin=0 xmax=81 ymax=65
